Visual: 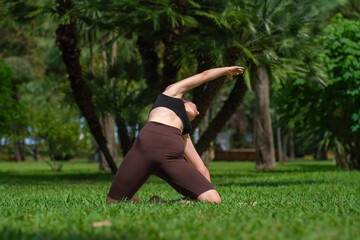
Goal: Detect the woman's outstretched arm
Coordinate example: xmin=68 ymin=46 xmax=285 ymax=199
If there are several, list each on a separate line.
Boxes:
xmin=163 ymin=66 xmax=244 ymax=98
xmin=183 ymin=134 xmax=211 ymax=183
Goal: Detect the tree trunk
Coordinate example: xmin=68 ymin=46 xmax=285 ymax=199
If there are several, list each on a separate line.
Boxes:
xmin=13 ymin=129 xmax=25 ymax=162
xmin=289 ymin=130 xmax=295 ymax=159
xmin=192 ymin=77 xmax=226 ymax=130
xmin=282 ymin=133 xmax=289 ymax=162
xmin=48 ymin=142 xmax=56 ymax=161
xmin=160 ymin=0 xmax=186 ymax=90
xmin=334 ymin=145 xmax=349 ymax=170
xmin=55 ymin=0 xmax=117 ymax=174
xmin=192 ymin=48 xmax=240 ymax=130
xmin=200 ymin=109 xmax=212 ymax=166
xmin=99 ymin=113 xmax=118 ymax=171
xmin=98 ymin=41 xmax=118 ymax=171
xmin=276 ymin=115 xmax=283 ymax=163
xmin=191 ymin=56 xmax=212 ymax=126
xmin=136 ymin=37 xmax=160 ymax=89
xmin=20 ymin=140 xmax=25 ymax=161
xmin=314 ymin=147 xmax=327 ymax=160
xmin=349 ymin=134 xmax=359 ymax=170
xmin=14 ymin=141 xmax=22 ymax=162
xmin=115 ymin=114 xmax=132 ymax=157
xmin=252 ymin=66 xmax=276 ymax=170
xmin=195 ymin=76 xmax=248 ymax=155
xmin=161 ymin=38 xmax=180 ymax=90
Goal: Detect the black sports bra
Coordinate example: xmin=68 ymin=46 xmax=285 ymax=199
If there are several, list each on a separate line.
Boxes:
xmin=150 ymin=94 xmax=192 ymax=135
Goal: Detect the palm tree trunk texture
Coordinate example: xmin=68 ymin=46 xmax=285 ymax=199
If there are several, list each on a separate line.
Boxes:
xmin=191 ymin=77 xmax=227 ymax=130
xmin=136 ymin=37 xmax=161 ymax=91
xmin=115 ymin=114 xmax=132 ymax=156
xmin=191 ymin=57 xmax=219 ymax=130
xmin=195 ymin=76 xmax=248 ymax=156
xmin=282 ymin=133 xmax=289 ymax=162
xmin=20 ymin=140 xmax=25 ymax=161
xmin=13 ymin=129 xmax=25 ymax=162
xmin=160 ymin=0 xmax=186 ymax=90
xmin=334 ymin=145 xmax=349 ymax=170
xmin=192 ymin=48 xmax=240 ymax=130
xmin=56 ymin=0 xmax=117 ymax=174
xmin=252 ymin=67 xmax=276 ymax=170
xmin=350 ymin=136 xmax=359 ymax=169
xmin=289 ymin=130 xmax=295 ymax=159
xmin=161 ymin=38 xmax=180 ymax=90
xmin=99 ymin=42 xmax=118 ymax=171
xmin=200 ymin=109 xmax=211 ymax=166
xmin=14 ymin=141 xmax=22 ymax=162
xmin=99 ymin=113 xmax=118 ymax=171
xmin=276 ymin=124 xmax=283 ymax=163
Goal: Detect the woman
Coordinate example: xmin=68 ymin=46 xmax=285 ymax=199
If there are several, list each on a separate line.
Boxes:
xmin=107 ymin=66 xmax=244 ymax=204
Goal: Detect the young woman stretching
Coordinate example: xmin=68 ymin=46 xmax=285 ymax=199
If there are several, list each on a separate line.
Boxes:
xmin=107 ymin=66 xmax=244 ymax=204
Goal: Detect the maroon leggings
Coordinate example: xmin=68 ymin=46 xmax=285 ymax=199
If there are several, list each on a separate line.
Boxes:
xmin=107 ymin=121 xmax=214 ymax=200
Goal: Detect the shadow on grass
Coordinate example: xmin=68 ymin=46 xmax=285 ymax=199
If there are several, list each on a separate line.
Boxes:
xmin=212 ymin=161 xmax=337 ymax=177
xmin=217 ymin=179 xmax=326 ymax=188
xmin=0 ymin=170 xmax=114 ymax=186
xmin=0 ymin=227 xmax=132 ymax=240
xmin=1 ymin=161 xmax=338 ymax=187
xmin=279 ymin=162 xmax=337 ymax=172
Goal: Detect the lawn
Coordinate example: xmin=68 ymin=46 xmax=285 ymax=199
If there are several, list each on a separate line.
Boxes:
xmin=0 ymin=160 xmax=359 ymax=240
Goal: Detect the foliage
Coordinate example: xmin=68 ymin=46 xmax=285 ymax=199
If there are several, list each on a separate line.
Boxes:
xmin=25 ymin=77 xmax=92 ymax=160
xmin=321 ymin=14 xmax=360 ymax=131
xmin=83 ymin=40 xmax=150 ymax=131
xmin=0 ymin=160 xmax=359 ymax=240
xmin=0 ymin=12 xmax=37 ymax=57
xmin=273 ymin=14 xmax=360 ymax=168
xmin=1 ymin=57 xmax=33 ymax=146
xmin=330 ymin=0 xmax=360 ymax=20
xmin=0 ymin=0 xmax=356 ymax=164
xmin=320 ymin=14 xmax=360 ymax=167
xmin=0 ymin=60 xmax=17 ymax=134
xmin=4 ymin=56 xmax=33 ymax=85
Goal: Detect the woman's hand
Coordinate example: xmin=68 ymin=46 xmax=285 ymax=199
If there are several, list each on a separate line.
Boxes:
xmin=225 ymin=66 xmax=244 ymax=80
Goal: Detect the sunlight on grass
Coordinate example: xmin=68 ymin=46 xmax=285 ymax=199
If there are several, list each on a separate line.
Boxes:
xmin=1 ymin=160 xmax=359 ymax=240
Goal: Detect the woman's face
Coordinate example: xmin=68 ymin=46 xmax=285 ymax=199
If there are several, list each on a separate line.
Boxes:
xmin=184 ymin=101 xmax=199 ymax=121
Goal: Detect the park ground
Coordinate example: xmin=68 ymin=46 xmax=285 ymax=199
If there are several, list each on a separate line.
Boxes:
xmin=0 ymin=159 xmax=359 ymax=240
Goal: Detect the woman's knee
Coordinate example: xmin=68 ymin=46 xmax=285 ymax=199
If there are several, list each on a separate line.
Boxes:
xmin=197 ymin=189 xmax=221 ymax=204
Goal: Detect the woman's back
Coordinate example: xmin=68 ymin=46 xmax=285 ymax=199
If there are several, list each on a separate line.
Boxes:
xmin=148 ymin=106 xmax=184 ymax=133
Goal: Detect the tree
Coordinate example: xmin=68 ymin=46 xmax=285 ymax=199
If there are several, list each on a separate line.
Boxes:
xmin=273 ymin=14 xmax=360 ymax=170
xmin=0 ymin=13 xmax=37 ymax=58
xmin=73 ymin=0 xmax=250 ymax=157
xmin=3 ymin=0 xmax=346 ymax=172
xmin=25 ymin=77 xmax=91 ymax=161
xmin=55 ymin=0 xmax=117 ymax=173
xmin=4 ymin=57 xmax=33 ymax=161
xmin=0 ymin=60 xmax=16 ymax=136
xmin=220 ymin=0 xmax=322 ymax=169
xmin=320 ymin=15 xmax=360 ymax=169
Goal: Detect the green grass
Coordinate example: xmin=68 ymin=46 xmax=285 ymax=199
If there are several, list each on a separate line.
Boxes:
xmin=0 ymin=160 xmax=359 ymax=240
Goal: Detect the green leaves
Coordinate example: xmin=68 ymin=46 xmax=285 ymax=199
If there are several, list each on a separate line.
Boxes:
xmin=4 ymin=57 xmax=33 ymax=85
xmin=0 ymin=60 xmax=16 ymax=134
xmin=275 ymin=13 xmax=360 ymax=168
xmin=351 ymin=112 xmax=360 ymax=132
xmin=322 ymin=14 xmax=360 ymax=85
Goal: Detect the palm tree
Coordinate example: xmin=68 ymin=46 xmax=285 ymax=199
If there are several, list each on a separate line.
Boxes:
xmin=55 ymin=0 xmax=118 ymax=173
xmin=221 ymin=0 xmax=343 ymax=169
